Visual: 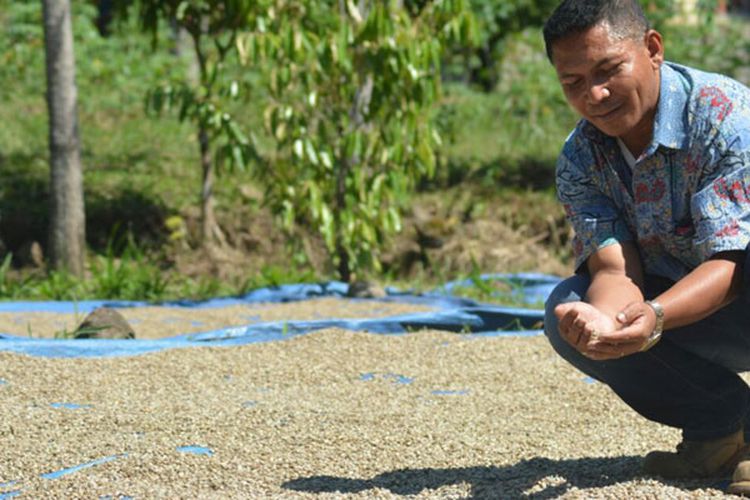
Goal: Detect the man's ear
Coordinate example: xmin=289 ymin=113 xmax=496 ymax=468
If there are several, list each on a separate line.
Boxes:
xmin=645 ymin=29 xmax=664 ymax=68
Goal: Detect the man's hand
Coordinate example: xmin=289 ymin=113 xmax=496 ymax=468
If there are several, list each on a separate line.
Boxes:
xmin=554 ymin=301 xmax=618 ymax=359
xmin=585 ymin=301 xmax=657 ymax=358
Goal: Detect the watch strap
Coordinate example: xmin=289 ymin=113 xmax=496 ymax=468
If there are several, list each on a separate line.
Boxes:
xmin=640 ymin=300 xmax=664 ymax=352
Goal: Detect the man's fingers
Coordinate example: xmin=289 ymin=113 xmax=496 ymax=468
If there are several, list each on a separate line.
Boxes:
xmin=594 ymin=324 xmax=646 ymax=343
xmin=616 ymin=301 xmax=641 ymax=325
xmin=556 ymin=306 xmax=579 ymax=338
xmin=562 ymin=322 xmax=584 ymax=347
xmin=573 ymin=332 xmax=583 ymax=346
xmin=556 ymin=308 xmax=579 ymax=339
xmin=554 ymin=302 xmax=576 ymax=320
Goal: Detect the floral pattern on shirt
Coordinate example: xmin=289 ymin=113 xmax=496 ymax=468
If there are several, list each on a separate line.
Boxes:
xmin=556 ymin=62 xmax=750 ymax=280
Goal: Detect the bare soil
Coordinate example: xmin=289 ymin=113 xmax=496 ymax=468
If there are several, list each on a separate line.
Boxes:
xmin=168 ymin=187 xmax=573 ymax=286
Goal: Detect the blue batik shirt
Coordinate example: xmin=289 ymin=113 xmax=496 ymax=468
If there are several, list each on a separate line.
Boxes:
xmin=556 ymin=62 xmax=750 ymax=281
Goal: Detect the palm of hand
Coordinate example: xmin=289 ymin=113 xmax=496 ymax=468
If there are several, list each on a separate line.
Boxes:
xmin=576 ymin=302 xmax=617 ymax=333
xmin=556 ymin=301 xmax=616 ymax=334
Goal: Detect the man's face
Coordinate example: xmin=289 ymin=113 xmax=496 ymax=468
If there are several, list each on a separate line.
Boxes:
xmin=551 ymin=22 xmax=663 ymax=152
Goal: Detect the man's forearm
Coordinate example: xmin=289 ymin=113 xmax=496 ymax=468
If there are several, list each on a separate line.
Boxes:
xmin=655 ymin=251 xmax=744 ymax=330
xmin=582 ymin=241 xmax=646 ymax=325
xmin=585 ymin=270 xmax=644 ymax=322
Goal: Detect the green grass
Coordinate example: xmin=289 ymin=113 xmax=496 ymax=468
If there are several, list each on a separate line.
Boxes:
xmin=433 ymin=30 xmax=579 ymax=191
xmin=0 ymin=246 xmax=319 ymax=302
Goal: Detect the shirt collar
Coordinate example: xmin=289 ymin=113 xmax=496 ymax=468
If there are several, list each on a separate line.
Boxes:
xmin=580 ymin=62 xmax=690 ymax=153
xmin=650 ymin=62 xmax=690 ymax=152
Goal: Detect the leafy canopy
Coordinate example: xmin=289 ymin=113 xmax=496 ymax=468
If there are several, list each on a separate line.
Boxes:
xmin=240 ymin=0 xmax=476 ymax=281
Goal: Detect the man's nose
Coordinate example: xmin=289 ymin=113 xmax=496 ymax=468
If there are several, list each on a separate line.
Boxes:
xmin=588 ymin=82 xmax=611 ymax=104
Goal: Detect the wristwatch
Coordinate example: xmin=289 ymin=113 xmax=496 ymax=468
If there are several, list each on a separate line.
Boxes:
xmin=640 ymin=300 xmax=664 ymax=352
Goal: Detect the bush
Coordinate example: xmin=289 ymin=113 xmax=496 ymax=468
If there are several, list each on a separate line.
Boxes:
xmin=434 ymin=27 xmax=578 ymax=189
xmin=662 ymin=19 xmax=750 ymax=85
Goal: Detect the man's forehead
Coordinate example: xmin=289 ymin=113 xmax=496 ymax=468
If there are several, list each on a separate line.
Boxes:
xmin=552 ymin=23 xmax=637 ymax=71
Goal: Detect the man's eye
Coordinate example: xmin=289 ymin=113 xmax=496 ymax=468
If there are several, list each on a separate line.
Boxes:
xmin=563 ymin=79 xmax=582 ymax=89
xmin=605 ymin=64 xmax=622 ymax=75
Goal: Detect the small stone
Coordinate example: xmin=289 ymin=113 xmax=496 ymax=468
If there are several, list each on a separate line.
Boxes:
xmin=346 ymin=281 xmax=387 ymax=299
xmin=74 ymin=307 xmax=136 ymax=339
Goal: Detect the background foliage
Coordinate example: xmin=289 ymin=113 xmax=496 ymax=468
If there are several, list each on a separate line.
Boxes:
xmin=0 ymin=0 xmax=747 ymax=299
xmin=243 ymin=0 xmax=476 ymax=281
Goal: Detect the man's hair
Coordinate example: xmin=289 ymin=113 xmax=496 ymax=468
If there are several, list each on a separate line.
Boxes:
xmin=543 ymin=0 xmax=650 ymax=62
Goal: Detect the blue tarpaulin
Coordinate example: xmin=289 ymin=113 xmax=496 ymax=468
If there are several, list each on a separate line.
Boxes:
xmin=0 ymin=273 xmax=561 ymax=359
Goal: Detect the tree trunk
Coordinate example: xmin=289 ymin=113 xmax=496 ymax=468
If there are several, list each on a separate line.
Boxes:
xmin=42 ymin=0 xmax=86 ymax=276
xmin=335 ymin=72 xmax=374 ymax=283
xmin=169 ymin=19 xmax=199 ymax=85
xmin=96 ymin=0 xmax=114 ymax=37
xmin=190 ymin=27 xmax=225 ymax=248
xmin=198 ymin=126 xmax=226 ymax=247
xmin=470 ymin=30 xmax=507 ymax=93
xmin=470 ymin=45 xmax=497 ymax=92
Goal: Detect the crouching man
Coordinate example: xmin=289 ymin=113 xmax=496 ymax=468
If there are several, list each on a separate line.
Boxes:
xmin=542 ymin=0 xmax=750 ymax=494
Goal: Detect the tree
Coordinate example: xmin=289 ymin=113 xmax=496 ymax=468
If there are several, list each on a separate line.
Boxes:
xmin=459 ymin=0 xmax=558 ymax=91
xmin=240 ymin=0 xmax=476 ymax=282
xmin=451 ymin=0 xmax=698 ymax=92
xmin=95 ymin=0 xmax=115 ymax=36
xmin=134 ymin=0 xmax=259 ymax=247
xmin=42 ymin=0 xmax=87 ymax=276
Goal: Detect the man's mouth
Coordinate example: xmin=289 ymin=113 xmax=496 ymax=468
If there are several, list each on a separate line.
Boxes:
xmin=592 ymin=104 xmax=623 ymax=120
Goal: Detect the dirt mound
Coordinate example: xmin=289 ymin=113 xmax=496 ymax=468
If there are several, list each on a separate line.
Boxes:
xmin=171 ymin=187 xmax=573 ymax=285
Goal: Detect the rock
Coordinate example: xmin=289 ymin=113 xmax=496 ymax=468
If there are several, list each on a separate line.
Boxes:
xmin=17 ymin=241 xmax=44 ymax=268
xmin=347 ymin=281 xmax=387 ymax=299
xmin=414 ymin=214 xmax=459 ymax=250
xmin=74 ymin=308 xmax=136 ymax=339
xmin=415 ymin=225 xmax=445 ymax=249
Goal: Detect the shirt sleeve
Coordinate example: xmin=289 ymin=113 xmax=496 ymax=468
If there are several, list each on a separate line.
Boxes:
xmin=690 ymin=83 xmax=750 ymax=260
xmin=556 ymin=143 xmax=634 ymax=272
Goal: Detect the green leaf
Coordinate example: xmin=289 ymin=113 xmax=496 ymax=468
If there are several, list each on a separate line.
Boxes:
xmin=275 ymin=122 xmax=287 ymax=141
xmin=232 ymin=145 xmax=245 ymax=169
xmin=308 ymin=182 xmax=322 ymax=219
xmin=319 ymin=151 xmax=333 ymax=170
xmin=227 ymin=120 xmax=248 ymax=145
xmin=282 ymin=200 xmax=295 ymax=229
xmin=176 ymin=2 xmax=190 ymax=21
xmin=346 ymin=0 xmax=363 ymax=24
xmin=293 ymin=139 xmax=304 ymax=159
xmin=417 ymin=138 xmax=436 ymax=176
xmin=320 ymin=205 xmax=335 ymax=250
xmin=304 ymin=139 xmax=318 ymax=165
xmin=388 ymin=206 xmax=402 ymax=233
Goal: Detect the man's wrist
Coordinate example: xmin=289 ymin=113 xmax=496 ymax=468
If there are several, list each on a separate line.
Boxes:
xmin=640 ymin=300 xmax=664 ymax=352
